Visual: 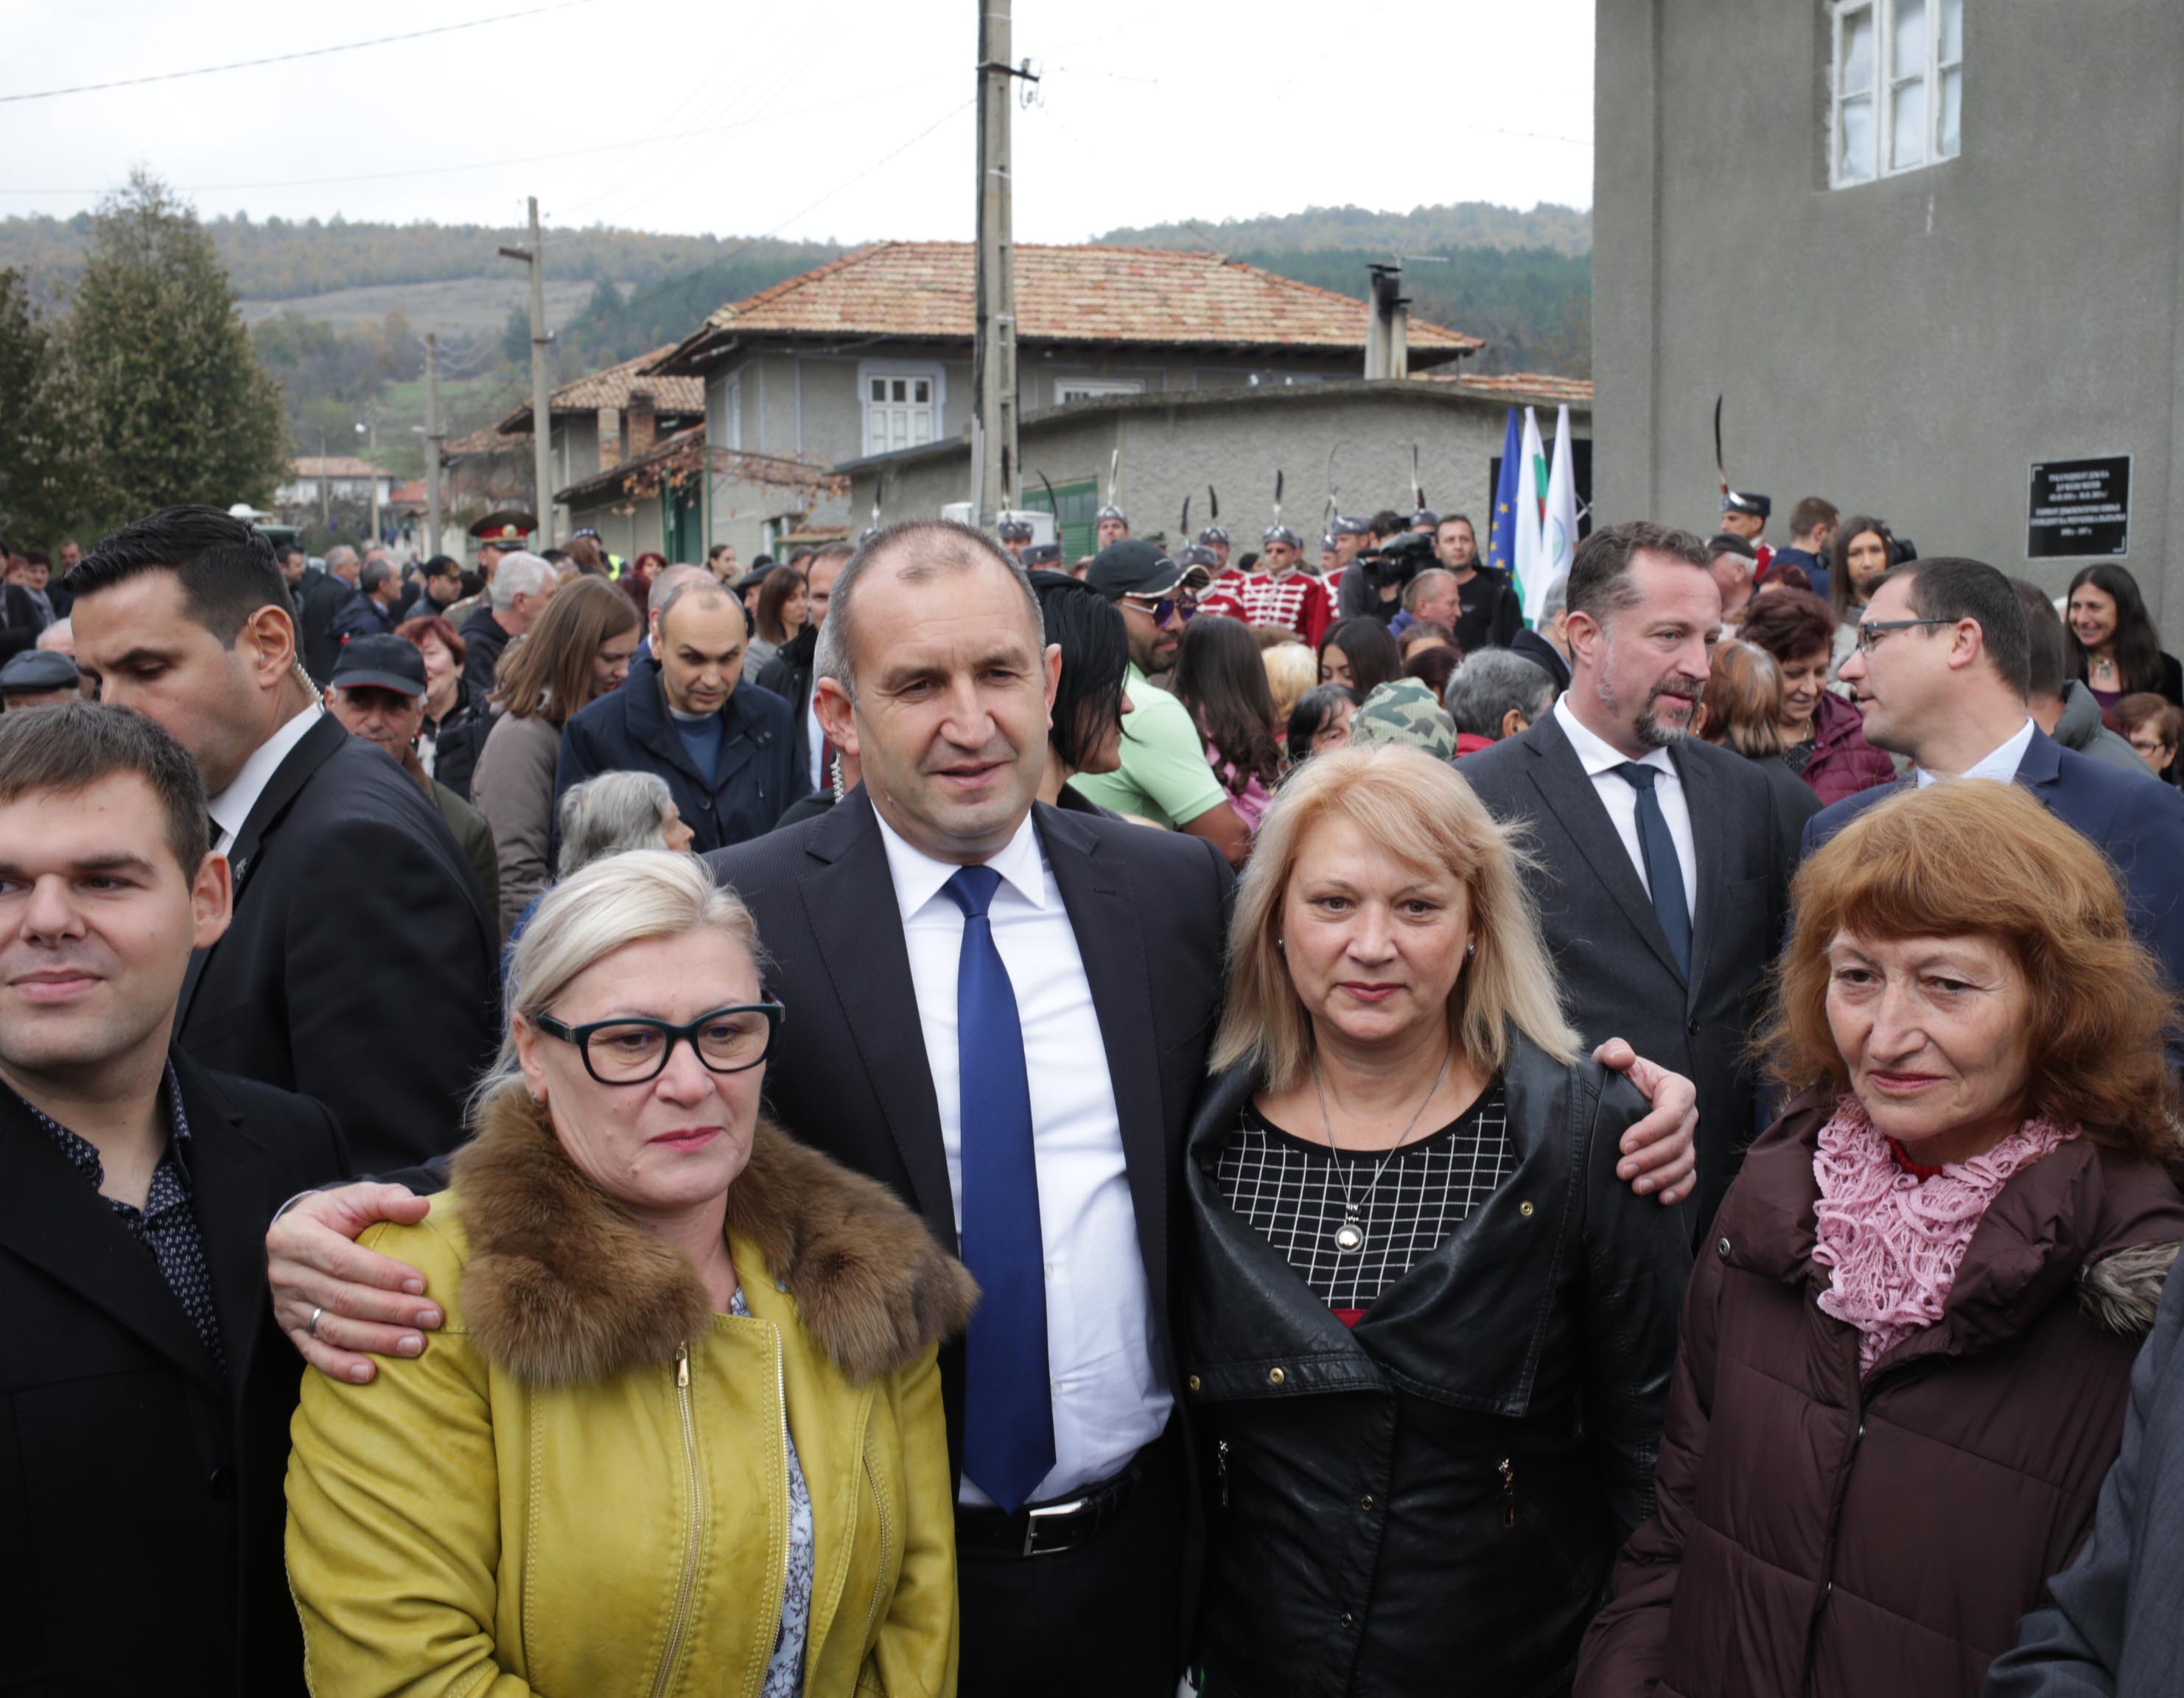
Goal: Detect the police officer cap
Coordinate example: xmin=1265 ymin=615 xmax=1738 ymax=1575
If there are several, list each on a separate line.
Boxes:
xmin=1021 ymin=542 xmax=1063 ymax=567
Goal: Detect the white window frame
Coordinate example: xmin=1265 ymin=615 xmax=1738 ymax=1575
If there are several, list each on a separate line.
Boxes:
xmin=1830 ymin=0 xmax=1962 ymax=189
xmin=1054 ymin=376 xmax=1147 ymax=405
xmin=711 ymin=371 xmax=742 ymax=453
xmin=855 ymin=360 xmax=945 ymax=457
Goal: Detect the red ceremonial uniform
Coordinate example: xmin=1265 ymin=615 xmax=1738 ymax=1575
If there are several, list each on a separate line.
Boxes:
xmin=1204 ymin=569 xmax=1333 ymax=646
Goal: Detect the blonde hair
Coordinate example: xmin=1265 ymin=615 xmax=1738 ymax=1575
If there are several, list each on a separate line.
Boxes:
xmin=475 ymin=850 xmax=764 ymax=1122
xmin=1210 ymin=745 xmax=1578 ymax=1089
xmin=1261 ymin=641 xmax=1319 ymax=725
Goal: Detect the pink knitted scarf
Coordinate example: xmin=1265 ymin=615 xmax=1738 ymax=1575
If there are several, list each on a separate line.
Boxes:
xmin=1810 ymin=1095 xmax=2076 ymax=1376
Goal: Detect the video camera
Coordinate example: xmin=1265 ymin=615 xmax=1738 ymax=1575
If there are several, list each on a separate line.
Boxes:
xmin=1360 ymin=529 xmax=1437 ymax=592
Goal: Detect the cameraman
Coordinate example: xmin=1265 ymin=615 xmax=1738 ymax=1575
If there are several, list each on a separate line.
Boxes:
xmin=1345 ymin=530 xmax=1438 ymax=626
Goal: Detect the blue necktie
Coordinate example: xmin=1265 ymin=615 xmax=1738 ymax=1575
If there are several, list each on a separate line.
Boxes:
xmin=1614 ymin=763 xmax=1692 ymax=976
xmin=943 ymin=865 xmax=1055 ymax=1513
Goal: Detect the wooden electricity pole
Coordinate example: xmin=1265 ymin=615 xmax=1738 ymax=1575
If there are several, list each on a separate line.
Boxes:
xmin=972 ymin=0 xmax=1023 ymax=526
xmin=424 ymin=332 xmax=444 ymax=559
xmin=499 ymin=197 xmax=555 ymax=548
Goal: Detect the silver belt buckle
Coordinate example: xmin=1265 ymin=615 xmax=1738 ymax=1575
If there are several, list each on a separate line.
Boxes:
xmin=1022 ymin=1495 xmax=1089 ymax=1558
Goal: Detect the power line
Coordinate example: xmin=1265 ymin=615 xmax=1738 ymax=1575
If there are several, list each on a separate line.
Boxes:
xmin=0 ymin=76 xmax=951 ymax=196
xmin=0 ymin=0 xmax=601 ymax=105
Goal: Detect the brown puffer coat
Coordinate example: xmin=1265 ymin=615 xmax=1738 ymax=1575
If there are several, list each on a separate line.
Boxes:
xmin=1575 ymin=1096 xmax=2183 ymax=1698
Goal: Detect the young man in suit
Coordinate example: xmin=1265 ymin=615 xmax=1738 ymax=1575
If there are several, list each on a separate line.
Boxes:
xmin=1460 ymin=520 xmax=1788 ymax=1232
xmin=266 ymin=523 xmax=1706 ymax=1697
xmin=1810 ymin=556 xmax=2184 ymax=994
xmin=63 ymin=506 xmax=499 ymax=1170
xmin=0 ymin=702 xmax=345 ymax=1695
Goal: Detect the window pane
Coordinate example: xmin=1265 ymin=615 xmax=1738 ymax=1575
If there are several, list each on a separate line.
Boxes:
xmin=1892 ymin=76 xmax=1928 ymax=169
xmin=1939 ymin=0 xmax=1963 ymax=63
xmin=1894 ymin=0 xmax=1928 ymax=78
xmin=912 ymin=414 xmax=932 ymax=446
xmin=870 ymin=379 xmax=885 ymax=402
xmin=1839 ymin=94 xmax=1875 ymax=181
xmin=892 ymin=380 xmax=907 ymax=402
xmin=1939 ymin=66 xmax=1961 ymax=156
xmin=914 ymin=380 xmax=930 ymax=402
xmin=1841 ymin=7 xmax=1875 ymax=93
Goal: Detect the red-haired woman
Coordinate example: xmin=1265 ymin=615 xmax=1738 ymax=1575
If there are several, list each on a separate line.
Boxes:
xmin=1579 ymin=780 xmax=2184 ymax=1698
xmin=1738 ymin=587 xmax=1895 ymax=804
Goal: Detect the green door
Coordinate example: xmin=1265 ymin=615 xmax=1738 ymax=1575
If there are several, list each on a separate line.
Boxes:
xmin=1024 ymin=477 xmax=1099 ymax=562
xmin=668 ymin=481 xmax=704 ymax=563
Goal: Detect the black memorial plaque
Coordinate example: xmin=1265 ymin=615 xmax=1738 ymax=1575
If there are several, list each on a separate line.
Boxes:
xmin=2028 ymin=455 xmax=2131 ymax=558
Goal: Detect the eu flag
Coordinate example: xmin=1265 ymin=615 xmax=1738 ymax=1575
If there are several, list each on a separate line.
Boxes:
xmin=1488 ymin=408 xmax=1523 ymax=574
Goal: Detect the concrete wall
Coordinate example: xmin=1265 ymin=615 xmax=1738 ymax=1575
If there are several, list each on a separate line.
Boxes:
xmin=699 ymin=340 xmax=1370 ymax=558
xmin=1595 ymin=0 xmax=2184 ymax=628
xmin=564 ymin=489 xmax=664 ymax=566
xmin=842 ymin=381 xmax=1589 ymax=551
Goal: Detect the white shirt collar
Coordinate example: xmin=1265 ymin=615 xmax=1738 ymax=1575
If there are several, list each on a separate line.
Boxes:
xmin=1917 ymin=716 xmax=2037 ymax=788
xmin=873 ymin=804 xmax=1051 ymax=922
xmin=1554 ymin=695 xmax=1675 ymax=778
xmin=206 ymin=703 xmax=322 ymax=849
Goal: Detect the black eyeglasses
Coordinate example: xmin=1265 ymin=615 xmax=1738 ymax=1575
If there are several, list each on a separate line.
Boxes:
xmin=1854 ymin=617 xmax=1953 ymax=654
xmin=530 ymin=1002 xmax=784 ymax=1085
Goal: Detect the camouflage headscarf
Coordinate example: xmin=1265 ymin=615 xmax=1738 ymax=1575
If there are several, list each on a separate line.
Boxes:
xmin=1349 ymin=678 xmax=1458 ymax=761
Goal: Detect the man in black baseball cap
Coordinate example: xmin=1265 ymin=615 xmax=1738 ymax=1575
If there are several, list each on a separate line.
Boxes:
xmin=325 ymin=635 xmax=499 ymax=912
xmin=1074 ymin=540 xmax=1250 ymax=867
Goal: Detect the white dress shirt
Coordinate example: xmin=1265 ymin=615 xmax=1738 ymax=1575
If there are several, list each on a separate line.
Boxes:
xmin=1553 ymin=696 xmax=1701 ymax=920
xmin=1917 ymin=717 xmax=2036 ymax=788
xmin=875 ymin=808 xmax=1170 ymax=1506
xmin=206 ymin=704 xmax=321 ymax=853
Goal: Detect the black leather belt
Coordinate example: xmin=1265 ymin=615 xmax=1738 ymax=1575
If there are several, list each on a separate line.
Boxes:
xmin=955 ymin=1450 xmax=1147 ymax=1558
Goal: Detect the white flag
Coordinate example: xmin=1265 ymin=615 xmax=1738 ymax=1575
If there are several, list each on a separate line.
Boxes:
xmin=1542 ymin=405 xmax=1578 ymax=612
xmin=1512 ymin=408 xmax=1549 ymax=622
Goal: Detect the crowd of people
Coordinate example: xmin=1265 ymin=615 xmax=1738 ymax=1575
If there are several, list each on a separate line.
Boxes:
xmin=5 ymin=486 xmax=2184 ymax=1698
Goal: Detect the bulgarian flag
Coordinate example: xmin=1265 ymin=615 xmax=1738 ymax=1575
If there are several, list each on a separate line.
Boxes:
xmin=1511 ymin=408 xmax=1551 ymax=623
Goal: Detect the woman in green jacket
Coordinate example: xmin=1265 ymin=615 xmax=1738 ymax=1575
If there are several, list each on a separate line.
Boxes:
xmin=285 ymin=850 xmax=975 ymax=1697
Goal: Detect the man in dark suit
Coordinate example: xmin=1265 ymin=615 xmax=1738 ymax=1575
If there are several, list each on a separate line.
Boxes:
xmin=265 ymin=523 xmax=1707 ymax=1695
xmin=755 ymin=540 xmax=851 ymax=790
xmin=295 ymin=543 xmax=360 ymax=687
xmin=0 ymin=702 xmax=345 ymax=1695
xmin=1805 ymin=555 xmax=2184 ymax=993
xmin=64 ymin=506 xmax=499 ymax=1170
xmin=1461 ymin=520 xmax=1788 ymax=1230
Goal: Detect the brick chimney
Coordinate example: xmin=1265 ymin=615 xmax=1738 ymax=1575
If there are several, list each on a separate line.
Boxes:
xmin=598 ymin=406 xmax=622 ymax=469
xmin=627 ymin=388 xmax=657 ymax=458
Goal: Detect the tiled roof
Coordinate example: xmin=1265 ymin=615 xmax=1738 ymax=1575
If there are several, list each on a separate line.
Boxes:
xmin=656 ymin=243 xmax=1482 ymax=371
xmin=442 ymin=427 xmax=526 ymax=460
xmin=388 ymin=479 xmax=429 ymax=505
xmin=497 ymin=346 xmax=707 ymax=434
xmin=289 ymin=455 xmax=388 ymax=478
xmin=1441 ymin=371 xmax=1595 ymax=404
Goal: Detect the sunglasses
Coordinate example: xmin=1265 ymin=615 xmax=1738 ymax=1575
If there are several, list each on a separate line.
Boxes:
xmin=1121 ymin=592 xmax=1197 ymax=625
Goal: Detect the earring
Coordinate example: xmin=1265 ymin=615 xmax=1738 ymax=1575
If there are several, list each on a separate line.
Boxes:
xmin=1275 ymin=937 xmax=1285 ymax=951
xmin=1466 ymin=941 xmax=1476 ymax=957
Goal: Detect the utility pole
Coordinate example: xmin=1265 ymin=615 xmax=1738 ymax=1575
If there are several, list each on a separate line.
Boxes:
xmin=499 ymin=196 xmax=556 ymax=548
xmin=365 ymin=402 xmax=382 ymax=544
xmin=317 ymin=430 xmax=329 ymax=531
xmin=424 ymin=332 xmax=445 ymax=559
xmin=972 ymin=0 xmax=1027 ymax=526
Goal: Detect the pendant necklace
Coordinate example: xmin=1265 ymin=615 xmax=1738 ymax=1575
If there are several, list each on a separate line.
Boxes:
xmin=1312 ymin=1047 xmax=1452 ymax=1255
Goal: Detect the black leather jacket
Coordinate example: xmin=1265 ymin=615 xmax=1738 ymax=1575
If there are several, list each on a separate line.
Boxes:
xmin=1181 ymin=1033 xmax=1691 ymax=1698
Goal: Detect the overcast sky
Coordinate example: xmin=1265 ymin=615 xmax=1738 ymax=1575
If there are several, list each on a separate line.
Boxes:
xmin=2 ymin=0 xmax=1594 ymax=241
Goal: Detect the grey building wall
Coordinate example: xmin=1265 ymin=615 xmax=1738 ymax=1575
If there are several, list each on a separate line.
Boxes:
xmin=841 ymin=381 xmax=1589 ymax=551
xmin=1595 ymin=0 xmax=2184 ymax=628
xmin=563 ymin=489 xmax=665 ymax=566
xmin=700 ymin=338 xmax=1379 ymax=558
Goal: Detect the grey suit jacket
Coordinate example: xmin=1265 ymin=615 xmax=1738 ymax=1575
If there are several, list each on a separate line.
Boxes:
xmin=1457 ymin=711 xmax=1788 ymax=1230
xmin=1987 ymin=1260 xmax=2184 ymax=1694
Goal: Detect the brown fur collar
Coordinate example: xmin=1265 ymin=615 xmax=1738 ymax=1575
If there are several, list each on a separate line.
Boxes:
xmin=2079 ymin=1240 xmax=2177 ymax=1337
xmin=449 ymin=1089 xmax=979 ymax=1387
